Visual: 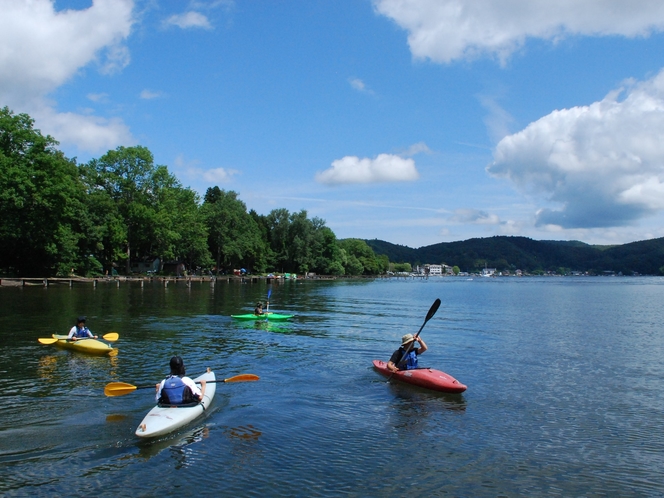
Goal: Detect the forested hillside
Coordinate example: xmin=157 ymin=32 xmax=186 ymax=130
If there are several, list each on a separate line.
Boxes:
xmin=366 ymin=236 xmax=664 ymax=275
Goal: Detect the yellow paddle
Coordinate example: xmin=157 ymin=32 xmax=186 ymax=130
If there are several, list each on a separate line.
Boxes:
xmin=37 ymin=332 xmax=120 ymax=345
xmin=104 ymin=374 xmax=260 ymax=397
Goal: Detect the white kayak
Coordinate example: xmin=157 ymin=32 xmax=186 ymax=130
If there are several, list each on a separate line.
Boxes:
xmin=135 ymin=369 xmax=216 ymax=438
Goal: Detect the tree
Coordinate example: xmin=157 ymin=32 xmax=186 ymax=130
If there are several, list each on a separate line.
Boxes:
xmin=338 ymin=238 xmax=385 ymax=275
xmin=85 ymin=146 xmax=163 ymax=274
xmin=265 ymin=208 xmax=291 ymax=271
xmin=153 ymin=177 xmax=211 ymax=271
xmin=393 ymin=262 xmax=412 ymax=273
xmin=202 ymin=187 xmax=266 ymax=273
xmin=0 ymin=107 xmax=89 ymax=276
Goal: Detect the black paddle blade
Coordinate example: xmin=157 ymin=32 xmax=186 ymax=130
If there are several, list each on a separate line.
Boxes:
xmin=425 ymin=298 xmax=441 ymax=323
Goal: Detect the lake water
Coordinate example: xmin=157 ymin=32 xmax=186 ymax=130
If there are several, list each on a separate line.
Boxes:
xmin=2 ymin=276 xmax=664 ymax=497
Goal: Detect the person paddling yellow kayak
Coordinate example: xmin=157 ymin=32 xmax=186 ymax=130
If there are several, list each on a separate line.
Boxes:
xmin=67 ymin=316 xmax=98 ymax=341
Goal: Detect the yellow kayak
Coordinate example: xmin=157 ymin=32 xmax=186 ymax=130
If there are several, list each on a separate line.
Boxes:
xmin=51 ymin=334 xmax=117 ymax=356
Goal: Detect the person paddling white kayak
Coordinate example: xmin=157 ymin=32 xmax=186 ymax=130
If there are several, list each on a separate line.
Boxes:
xmin=155 ymin=356 xmax=206 ymax=405
xmin=387 ymin=333 xmax=428 ymax=373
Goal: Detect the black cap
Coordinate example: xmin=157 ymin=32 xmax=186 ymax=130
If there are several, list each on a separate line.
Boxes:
xmin=77 ymin=316 xmax=86 ymax=323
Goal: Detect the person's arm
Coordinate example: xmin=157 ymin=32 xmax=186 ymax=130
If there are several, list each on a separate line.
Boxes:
xmin=87 ymin=328 xmax=98 ymax=339
xmin=387 ymin=350 xmax=402 ymax=372
xmin=387 ymin=360 xmax=399 ymax=372
xmin=67 ymin=326 xmax=76 ymax=340
xmin=155 ymin=380 xmax=164 ymax=402
xmin=184 ymin=377 xmax=204 ymax=401
xmin=415 ymin=337 xmax=427 ymax=354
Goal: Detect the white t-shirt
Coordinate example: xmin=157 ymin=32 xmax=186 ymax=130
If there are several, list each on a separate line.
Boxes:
xmin=156 ymin=376 xmax=202 ymax=402
xmin=68 ymin=325 xmax=92 ymax=339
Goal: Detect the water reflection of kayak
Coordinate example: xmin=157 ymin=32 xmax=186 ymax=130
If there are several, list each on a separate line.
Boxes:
xmin=231 ymin=313 xmax=294 ymax=321
xmin=372 ymin=360 xmax=467 ymax=394
xmin=135 ymin=369 xmax=216 ymax=438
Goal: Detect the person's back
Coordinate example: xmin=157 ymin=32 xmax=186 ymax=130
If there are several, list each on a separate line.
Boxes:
xmin=160 ymin=375 xmax=196 ymax=404
xmin=156 ymin=356 xmax=205 ymax=405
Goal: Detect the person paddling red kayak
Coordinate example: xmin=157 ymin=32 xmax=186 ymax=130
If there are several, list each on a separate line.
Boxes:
xmin=373 ymin=298 xmax=467 ymax=394
xmin=387 ymin=333 xmax=428 ymax=373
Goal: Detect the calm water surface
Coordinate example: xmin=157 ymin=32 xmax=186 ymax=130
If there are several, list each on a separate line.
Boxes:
xmin=2 ymin=277 xmax=664 ymax=496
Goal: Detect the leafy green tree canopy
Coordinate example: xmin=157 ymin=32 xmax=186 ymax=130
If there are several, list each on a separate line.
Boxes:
xmin=0 ymin=107 xmax=87 ymax=276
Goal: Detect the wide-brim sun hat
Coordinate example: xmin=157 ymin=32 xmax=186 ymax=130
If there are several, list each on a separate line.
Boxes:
xmin=401 ymin=333 xmax=415 ymax=346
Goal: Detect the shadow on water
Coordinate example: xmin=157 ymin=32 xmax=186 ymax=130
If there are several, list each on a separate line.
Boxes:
xmin=132 ymin=421 xmax=263 ymax=468
xmin=135 ymin=425 xmax=212 ymax=464
xmin=233 ymin=319 xmax=295 ymax=334
xmin=385 ymin=380 xmax=468 ymax=413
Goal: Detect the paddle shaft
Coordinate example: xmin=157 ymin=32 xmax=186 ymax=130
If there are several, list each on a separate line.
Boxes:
xmin=104 ymin=374 xmax=260 ymax=396
xmin=171 ymin=376 xmax=257 ymax=388
xmin=387 ymin=298 xmax=441 ymax=381
xmin=38 ymin=332 xmax=119 ymax=345
xmin=133 ymin=376 xmax=258 ymax=390
xmin=266 ymin=289 xmax=271 ymax=317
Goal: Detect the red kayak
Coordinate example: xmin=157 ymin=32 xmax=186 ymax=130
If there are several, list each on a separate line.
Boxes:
xmin=372 ymin=360 xmax=467 ymax=394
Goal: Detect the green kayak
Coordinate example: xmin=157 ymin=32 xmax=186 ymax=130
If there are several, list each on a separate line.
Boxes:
xmin=231 ymin=312 xmax=294 ymax=321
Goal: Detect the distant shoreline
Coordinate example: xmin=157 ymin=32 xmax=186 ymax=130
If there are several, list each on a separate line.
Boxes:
xmin=1 ymin=272 xmax=650 ymax=287
xmin=0 ymin=274 xmax=386 ymax=287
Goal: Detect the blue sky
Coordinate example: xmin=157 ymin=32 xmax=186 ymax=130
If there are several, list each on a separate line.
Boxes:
xmin=4 ymin=1 xmax=664 ymax=248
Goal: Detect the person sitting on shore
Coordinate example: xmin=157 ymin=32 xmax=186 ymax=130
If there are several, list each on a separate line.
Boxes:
xmin=386 ymin=333 xmax=428 ymax=372
xmin=155 ymin=356 xmax=206 ymax=405
xmin=67 ymin=316 xmax=98 ymax=341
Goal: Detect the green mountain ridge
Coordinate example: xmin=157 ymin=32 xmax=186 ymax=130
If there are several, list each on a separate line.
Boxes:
xmin=364 ymin=236 xmax=664 ymax=275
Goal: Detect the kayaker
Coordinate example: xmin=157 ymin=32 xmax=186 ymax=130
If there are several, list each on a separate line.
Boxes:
xmin=155 ymin=356 xmax=206 ymax=405
xmin=67 ymin=316 xmax=98 ymax=341
xmin=254 ymin=302 xmax=265 ymax=315
xmin=387 ymin=333 xmax=428 ymax=372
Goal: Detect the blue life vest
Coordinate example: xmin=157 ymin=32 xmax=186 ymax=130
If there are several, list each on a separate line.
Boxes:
xmin=398 ymin=348 xmax=418 ymax=370
xmin=75 ymin=326 xmax=91 ymax=338
xmin=161 ymin=376 xmax=189 ymax=405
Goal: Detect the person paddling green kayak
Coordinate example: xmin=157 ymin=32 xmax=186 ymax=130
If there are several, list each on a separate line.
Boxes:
xmin=254 ymin=301 xmax=267 ymax=315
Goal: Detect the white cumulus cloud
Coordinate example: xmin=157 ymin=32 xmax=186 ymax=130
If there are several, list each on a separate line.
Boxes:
xmin=163 ymin=11 xmax=212 ymax=29
xmin=0 ymin=0 xmax=135 ymax=152
xmin=400 ymin=141 xmax=431 ymax=157
xmin=449 ymin=209 xmax=501 ymax=225
xmin=202 ymin=167 xmax=239 ymax=183
xmin=487 ymin=69 xmax=664 ymax=229
xmin=316 ymin=153 xmax=419 ymax=185
xmin=373 ymin=0 xmax=664 ymax=63
xmin=33 ymin=107 xmax=133 ymax=154
xmin=140 ymin=89 xmax=162 ymax=100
